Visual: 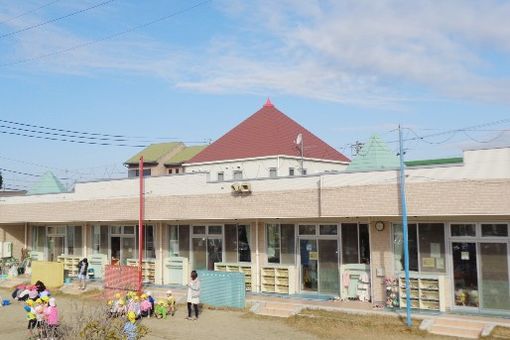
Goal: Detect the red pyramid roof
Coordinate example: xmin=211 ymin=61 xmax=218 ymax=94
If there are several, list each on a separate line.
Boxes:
xmin=189 ymin=102 xmax=350 ymax=164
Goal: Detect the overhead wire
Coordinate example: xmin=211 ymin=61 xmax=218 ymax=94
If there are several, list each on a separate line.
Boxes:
xmin=0 ymin=0 xmax=116 ymax=39
xmin=0 ymin=0 xmax=61 ymax=26
xmin=0 ymin=0 xmax=212 ymax=68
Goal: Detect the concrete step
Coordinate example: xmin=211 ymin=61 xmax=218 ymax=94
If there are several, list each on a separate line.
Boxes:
xmin=434 ymin=318 xmax=487 ymax=329
xmin=429 ymin=324 xmax=481 ymax=339
xmin=257 ymin=308 xmax=296 ymax=318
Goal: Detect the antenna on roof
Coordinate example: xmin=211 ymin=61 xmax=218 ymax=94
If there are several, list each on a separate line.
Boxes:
xmin=295 ymin=133 xmax=304 ymax=175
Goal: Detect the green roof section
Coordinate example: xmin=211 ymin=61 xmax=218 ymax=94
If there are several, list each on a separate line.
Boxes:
xmin=27 ymin=171 xmax=67 ymax=195
xmin=405 ymin=157 xmax=463 ymax=167
xmin=164 ymin=145 xmax=208 ymax=166
xmin=346 ymin=134 xmax=400 ymax=172
xmin=124 ymin=142 xmax=182 ymax=165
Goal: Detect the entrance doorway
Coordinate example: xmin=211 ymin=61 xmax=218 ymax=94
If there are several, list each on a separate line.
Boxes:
xmin=109 ymin=226 xmax=136 ymax=265
xmin=298 ymin=224 xmax=340 ymax=295
xmin=48 ymin=236 xmax=64 ymax=262
xmin=450 ymin=223 xmax=510 ymax=312
xmin=191 ymin=225 xmax=223 ymax=271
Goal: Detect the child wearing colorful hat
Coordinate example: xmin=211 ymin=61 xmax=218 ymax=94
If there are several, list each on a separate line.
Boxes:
xmin=123 ymin=311 xmax=138 ymax=340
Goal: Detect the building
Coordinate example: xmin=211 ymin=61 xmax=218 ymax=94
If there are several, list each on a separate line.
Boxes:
xmin=0 ymin=102 xmax=509 ymax=315
xmin=125 ymin=143 xmax=207 ymax=177
xmin=184 ymin=99 xmax=350 ymax=180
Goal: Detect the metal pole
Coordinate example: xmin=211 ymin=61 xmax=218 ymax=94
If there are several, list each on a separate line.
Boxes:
xmin=138 ymin=156 xmax=144 ymax=293
xmin=300 ymin=136 xmax=304 ymax=174
xmin=399 ymin=125 xmax=412 ymax=327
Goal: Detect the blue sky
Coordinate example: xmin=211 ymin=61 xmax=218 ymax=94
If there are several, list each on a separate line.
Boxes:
xmin=1 ymin=0 xmax=509 ymax=190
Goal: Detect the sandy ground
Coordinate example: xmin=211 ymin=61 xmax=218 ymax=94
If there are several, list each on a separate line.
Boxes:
xmin=0 ymin=288 xmax=463 ymax=340
xmin=0 ymin=289 xmax=312 ymax=340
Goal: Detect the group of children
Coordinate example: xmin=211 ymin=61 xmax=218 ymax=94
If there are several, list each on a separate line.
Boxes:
xmin=108 ymin=290 xmax=176 ymax=320
xmin=22 ymin=289 xmax=60 ymax=338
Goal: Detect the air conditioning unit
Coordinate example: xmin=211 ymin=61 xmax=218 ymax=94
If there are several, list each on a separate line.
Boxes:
xmin=231 ymin=183 xmax=241 ymax=192
xmin=2 ymin=242 xmax=12 ymax=258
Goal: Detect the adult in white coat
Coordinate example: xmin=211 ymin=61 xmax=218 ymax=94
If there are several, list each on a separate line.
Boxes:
xmin=186 ymin=270 xmax=200 ymax=320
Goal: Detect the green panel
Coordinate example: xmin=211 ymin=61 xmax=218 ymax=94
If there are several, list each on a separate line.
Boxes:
xmin=124 ymin=142 xmax=181 ymax=165
xmin=197 ymin=270 xmax=245 ymax=309
xmin=405 ymin=157 xmax=463 ymax=167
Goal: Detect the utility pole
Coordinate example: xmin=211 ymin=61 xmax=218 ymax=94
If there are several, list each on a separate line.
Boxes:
xmin=399 ymin=125 xmax=412 ymax=327
xmin=138 ymin=156 xmax=145 ymax=293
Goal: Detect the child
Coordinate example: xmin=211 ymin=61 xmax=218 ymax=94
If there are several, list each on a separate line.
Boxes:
xmin=145 ymin=291 xmax=155 ymax=316
xmin=186 ymin=270 xmax=200 ymax=320
xmin=116 ymin=299 xmax=127 ymax=317
xmin=77 ymin=258 xmax=89 ymax=290
xmin=45 ymin=298 xmax=59 ymax=339
xmin=34 ymin=298 xmax=45 ymax=333
xmin=165 ymin=290 xmax=176 ymax=316
xmin=127 ymin=295 xmax=141 ymax=319
xmin=25 ymin=304 xmax=37 ymax=337
xmin=140 ymin=294 xmax=152 ymax=318
xmin=154 ymin=301 xmax=167 ymax=319
xmin=123 ymin=311 xmax=137 ymax=340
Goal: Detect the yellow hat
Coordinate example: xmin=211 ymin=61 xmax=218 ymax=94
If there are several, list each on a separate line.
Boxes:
xmin=41 ymin=296 xmax=50 ymax=303
xmin=118 ymin=299 xmax=125 ymax=306
xmin=133 ymin=296 xmax=139 ymax=302
xmin=35 ymin=298 xmax=42 ymax=304
xmin=127 ymin=311 xmax=136 ymax=323
xmin=158 ymin=300 xmax=165 ymax=305
xmin=26 ymin=299 xmax=34 ymax=307
xmin=141 ymin=294 xmax=147 ymax=299
xmin=107 ymin=300 xmax=113 ymax=306
xmin=115 ymin=293 xmax=121 ymax=299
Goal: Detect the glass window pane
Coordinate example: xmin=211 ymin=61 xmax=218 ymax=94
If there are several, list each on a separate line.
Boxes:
xmin=281 ymin=224 xmax=295 ymax=265
xmin=342 ymin=223 xmax=359 ymax=264
xmin=225 ymin=224 xmax=238 ymax=262
xmin=418 ymin=223 xmax=445 ymax=273
xmin=266 ymin=224 xmax=280 ymax=263
xmin=193 ymin=226 xmax=205 ymax=235
xmin=393 ymin=224 xmax=418 ymax=272
xmin=359 ymin=224 xmax=370 ymax=264
xmin=145 ymin=225 xmax=155 ymax=259
xmin=320 ymin=225 xmax=337 ymax=235
xmin=192 ymin=238 xmax=206 ymax=270
xmin=124 ymin=226 xmax=135 ymax=234
xmin=208 ymin=226 xmax=222 ymax=235
xmin=299 ymin=225 xmax=316 ymax=235
xmin=481 ymin=224 xmax=508 ymax=237
xmin=36 ymin=226 xmax=46 ymax=253
xmin=74 ymin=226 xmax=83 ymax=256
xmin=111 ymin=226 xmax=122 ymax=235
xmin=168 ymin=225 xmax=179 ymax=257
xmin=100 ymin=226 xmax=109 ymax=255
xmin=451 ymin=224 xmax=476 ymax=237
xmin=178 ymin=225 xmax=190 ymax=260
xmin=238 ymin=225 xmax=251 ymax=262
xmin=480 ymin=243 xmax=510 ymax=309
xmin=67 ymin=226 xmax=75 ymax=255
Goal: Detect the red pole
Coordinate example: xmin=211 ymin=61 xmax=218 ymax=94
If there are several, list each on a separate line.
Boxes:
xmin=138 ymin=156 xmax=144 ymax=293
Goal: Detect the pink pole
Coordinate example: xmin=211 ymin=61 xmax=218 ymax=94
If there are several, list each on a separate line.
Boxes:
xmin=138 ymin=156 xmax=144 ymax=293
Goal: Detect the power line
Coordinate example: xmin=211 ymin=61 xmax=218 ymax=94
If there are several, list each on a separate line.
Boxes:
xmin=0 ymin=118 xmax=179 ymax=140
xmin=0 ymin=129 xmax=148 ymax=147
xmin=0 ymin=0 xmax=61 ymax=26
xmin=0 ymin=0 xmax=116 ymax=39
xmin=0 ymin=0 xmax=211 ymax=67
xmin=0 ymin=167 xmax=41 ymax=177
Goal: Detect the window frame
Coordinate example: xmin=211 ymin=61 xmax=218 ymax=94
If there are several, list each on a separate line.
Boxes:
xmin=233 ymin=170 xmax=243 ymax=180
xmin=217 ymin=172 xmax=224 ymax=182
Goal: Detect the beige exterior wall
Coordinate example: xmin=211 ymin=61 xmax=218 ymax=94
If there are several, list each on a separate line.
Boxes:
xmin=0 ymin=223 xmax=26 ymax=259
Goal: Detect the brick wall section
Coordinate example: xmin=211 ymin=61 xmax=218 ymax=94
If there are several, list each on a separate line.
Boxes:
xmin=369 ymin=222 xmax=394 ymax=304
xmin=1 ymin=179 xmax=509 ymax=224
xmin=0 ymin=224 xmax=26 ymax=259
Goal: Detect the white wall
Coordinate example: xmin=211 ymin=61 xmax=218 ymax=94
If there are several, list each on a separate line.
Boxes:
xmin=184 ymin=156 xmax=348 ymax=181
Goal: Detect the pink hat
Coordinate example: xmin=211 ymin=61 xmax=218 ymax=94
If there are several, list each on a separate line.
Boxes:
xmin=49 ymin=298 xmax=56 ymax=307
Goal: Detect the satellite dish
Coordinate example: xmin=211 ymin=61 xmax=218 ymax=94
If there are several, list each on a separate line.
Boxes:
xmin=295 ymin=133 xmax=303 ymax=145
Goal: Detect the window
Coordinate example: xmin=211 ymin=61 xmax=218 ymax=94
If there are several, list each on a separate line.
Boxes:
xmin=32 ymin=226 xmax=47 ymax=253
xmin=451 ymin=223 xmax=476 ymax=237
xmin=302 ymin=169 xmax=307 ymax=175
xmin=67 ymin=226 xmax=83 ymax=256
xmin=124 ymin=226 xmax=135 ymax=234
xmin=269 ymin=168 xmax=277 ymax=178
xmin=217 ymin=172 xmax=224 ymax=182
xmin=91 ymin=225 xmax=109 ymax=256
xmin=135 ymin=169 xmax=152 ymax=177
xmin=266 ymin=224 xmax=295 ymax=264
xmin=193 ymin=226 xmax=205 ymax=235
xmin=342 ymin=223 xmax=370 ymax=264
xmin=128 ymin=169 xmax=137 ymax=178
xmin=111 ymin=226 xmax=122 ymax=235
xmin=320 ymin=225 xmax=337 ymax=235
xmin=233 ymin=170 xmax=243 ymax=180
xmin=136 ymin=225 xmax=156 ymax=259
xmin=168 ymin=225 xmax=179 ymax=257
xmin=289 ymin=168 xmax=295 ymax=176
xmin=225 ymin=224 xmax=252 ymax=263
xmin=299 ymin=225 xmax=316 ymax=235
xmin=168 ymin=169 xmax=173 ymax=174
xmin=482 ymin=224 xmax=508 ymax=237
xmin=266 ymin=224 xmax=280 ymax=263
xmin=208 ymin=226 xmax=222 ymax=235
xmin=394 ymin=223 xmax=445 ymax=273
